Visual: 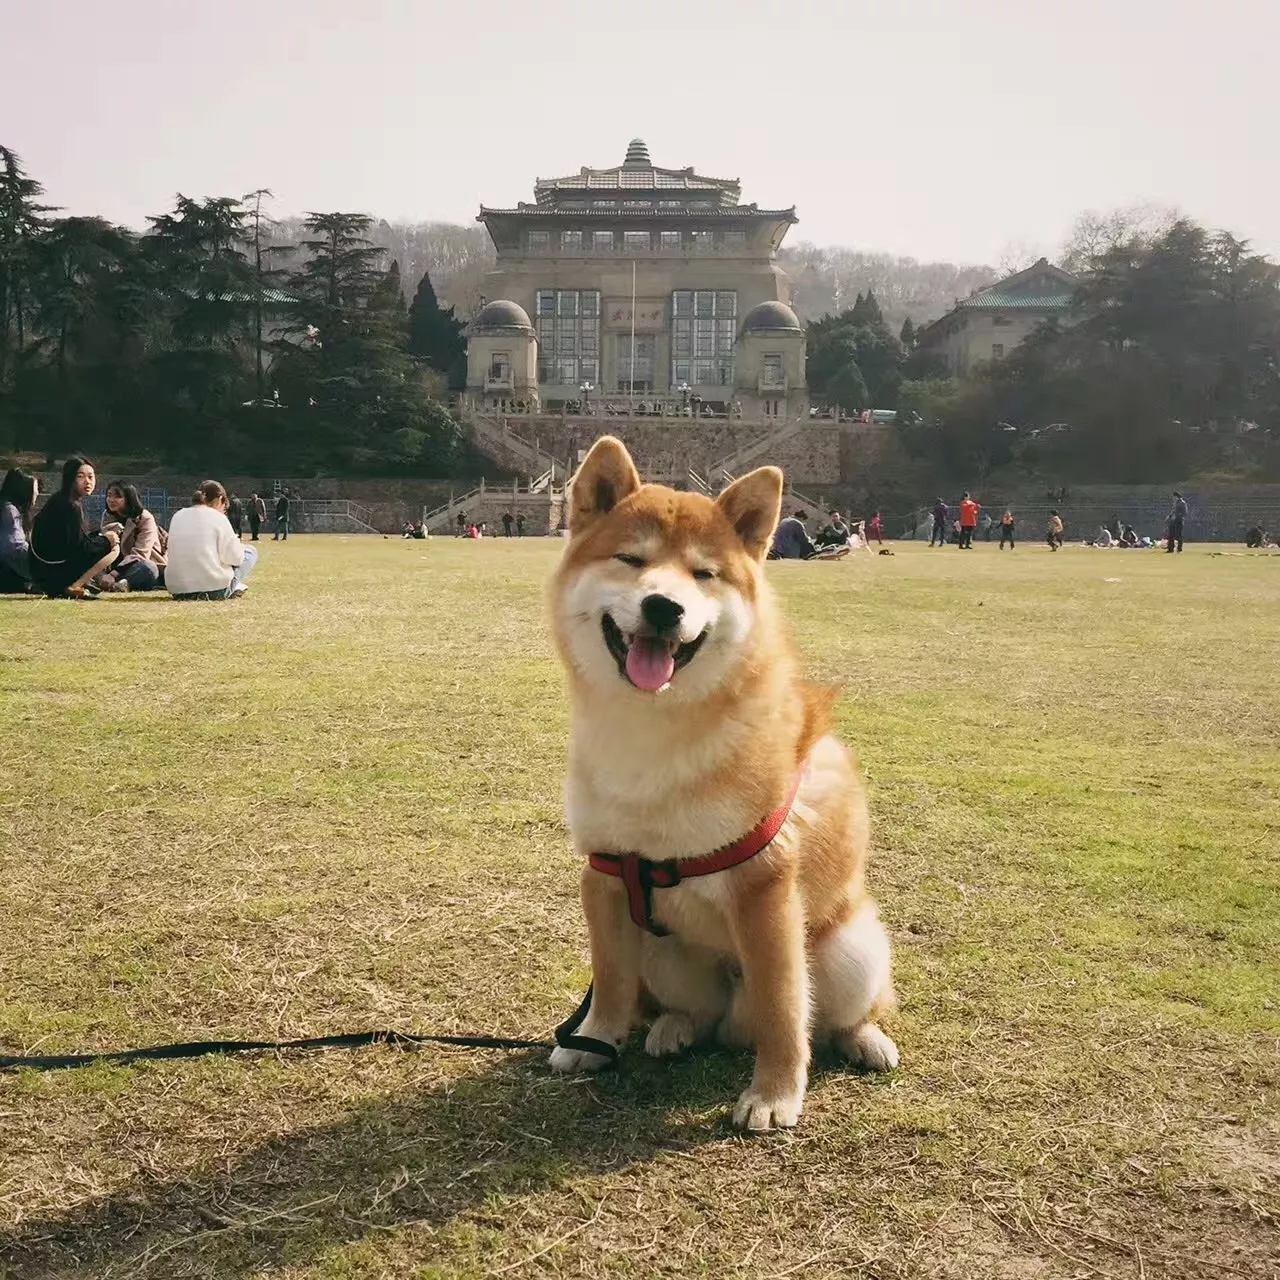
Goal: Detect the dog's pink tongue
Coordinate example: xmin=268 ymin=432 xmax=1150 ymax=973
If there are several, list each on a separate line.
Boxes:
xmin=625 ymin=637 xmax=675 ymax=691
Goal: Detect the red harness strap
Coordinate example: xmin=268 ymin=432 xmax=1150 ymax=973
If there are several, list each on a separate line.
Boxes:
xmin=588 ymin=775 xmax=802 ymax=936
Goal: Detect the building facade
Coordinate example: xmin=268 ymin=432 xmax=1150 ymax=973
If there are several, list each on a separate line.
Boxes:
xmin=916 ymin=258 xmax=1078 ymax=376
xmin=466 ymin=140 xmax=807 ymax=419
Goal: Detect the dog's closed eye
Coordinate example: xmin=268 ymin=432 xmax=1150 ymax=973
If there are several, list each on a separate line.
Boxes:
xmin=613 ymin=553 xmax=645 ymax=569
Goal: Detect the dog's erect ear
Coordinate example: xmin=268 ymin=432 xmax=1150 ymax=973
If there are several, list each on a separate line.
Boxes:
xmin=716 ymin=466 xmax=783 ymax=560
xmin=569 ymin=436 xmax=641 ymax=535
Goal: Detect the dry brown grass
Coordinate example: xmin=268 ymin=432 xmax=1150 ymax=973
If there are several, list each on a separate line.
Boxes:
xmin=1 ymin=536 xmax=1277 ymax=1278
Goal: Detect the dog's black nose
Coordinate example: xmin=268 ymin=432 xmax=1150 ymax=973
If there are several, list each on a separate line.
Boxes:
xmin=640 ymin=594 xmax=684 ymax=633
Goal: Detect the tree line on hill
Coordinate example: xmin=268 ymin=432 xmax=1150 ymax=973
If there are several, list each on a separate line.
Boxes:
xmin=0 ymin=148 xmax=473 ymax=475
xmin=4 ymin=142 xmax=1278 ymax=486
xmin=804 ymin=216 xmax=1280 ymax=485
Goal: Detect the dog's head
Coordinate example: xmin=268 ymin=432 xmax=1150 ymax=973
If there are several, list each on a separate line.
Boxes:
xmin=551 ymin=436 xmax=783 ymax=703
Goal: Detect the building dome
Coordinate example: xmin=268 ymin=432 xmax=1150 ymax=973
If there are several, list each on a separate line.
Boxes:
xmin=742 ymin=300 xmax=802 ymax=333
xmin=473 ymin=299 xmax=533 ymax=330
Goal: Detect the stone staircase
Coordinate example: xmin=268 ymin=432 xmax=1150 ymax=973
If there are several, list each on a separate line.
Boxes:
xmin=708 ymin=416 xmax=808 ymax=478
xmin=462 ymin=411 xmax=562 ymax=478
xmin=421 ymin=479 xmax=565 ymax=536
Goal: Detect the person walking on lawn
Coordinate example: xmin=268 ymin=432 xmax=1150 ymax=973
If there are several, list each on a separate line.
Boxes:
xmin=1167 ymin=490 xmax=1188 ymax=553
xmin=929 ymin=499 xmax=948 ymax=547
xmin=959 ymin=493 xmax=979 ymax=549
xmin=1047 ymin=510 xmax=1064 ymax=550
xmin=249 ymin=492 xmax=266 ymax=541
xmin=273 ymin=490 xmax=290 ymax=541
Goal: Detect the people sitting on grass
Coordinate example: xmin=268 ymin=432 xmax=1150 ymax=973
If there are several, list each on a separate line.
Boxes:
xmin=1095 ymin=525 xmax=1115 ymax=547
xmin=95 ymin=482 xmax=166 ymax=592
xmin=0 ymin=467 xmax=38 ymax=593
xmin=166 ymin=480 xmax=256 ymax=600
xmin=770 ymin=509 xmax=818 ymax=560
xmin=29 ymin=456 xmax=118 ymax=599
xmin=1245 ymin=524 xmax=1266 ymax=549
xmin=815 ymin=510 xmax=850 ymax=549
xmin=769 ymin=510 xmax=850 ymax=560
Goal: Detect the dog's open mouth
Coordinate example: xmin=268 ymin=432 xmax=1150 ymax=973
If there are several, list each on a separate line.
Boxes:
xmin=602 ymin=613 xmax=707 ymax=692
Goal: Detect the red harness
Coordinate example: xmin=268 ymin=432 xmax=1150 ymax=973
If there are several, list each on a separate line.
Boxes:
xmin=588 ymin=775 xmax=802 ymax=936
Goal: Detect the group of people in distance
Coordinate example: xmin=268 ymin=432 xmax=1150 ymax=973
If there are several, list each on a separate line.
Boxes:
xmin=768 ymin=508 xmax=884 ymax=560
xmin=449 ymin=510 xmax=528 ymax=538
xmin=0 ymin=457 xmax=257 ymax=600
xmin=929 ymin=493 xmax=1018 ymax=548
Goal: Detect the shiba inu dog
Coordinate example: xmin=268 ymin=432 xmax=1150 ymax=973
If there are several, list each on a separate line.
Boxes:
xmin=547 ymin=436 xmax=898 ymax=1130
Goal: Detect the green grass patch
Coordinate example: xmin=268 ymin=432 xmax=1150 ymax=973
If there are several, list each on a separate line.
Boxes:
xmin=1 ymin=537 xmax=1277 ymax=1277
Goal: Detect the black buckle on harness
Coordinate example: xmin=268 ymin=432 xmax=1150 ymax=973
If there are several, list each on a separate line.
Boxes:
xmin=637 ymin=857 xmax=681 ymax=937
xmin=608 ymin=855 xmax=680 ymax=937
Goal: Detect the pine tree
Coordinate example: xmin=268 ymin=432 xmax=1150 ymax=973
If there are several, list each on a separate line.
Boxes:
xmin=141 ymin=195 xmax=256 ymax=420
xmin=407 ymin=269 xmax=466 ymax=387
xmin=0 ymin=146 xmax=55 ymax=387
xmin=900 ymin=316 xmax=916 ymax=348
xmin=280 ymin=217 xmax=461 ymax=470
xmin=243 ymin=188 xmax=286 ymax=403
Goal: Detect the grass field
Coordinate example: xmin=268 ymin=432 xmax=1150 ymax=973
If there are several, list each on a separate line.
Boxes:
xmin=1 ymin=535 xmax=1277 ymax=1279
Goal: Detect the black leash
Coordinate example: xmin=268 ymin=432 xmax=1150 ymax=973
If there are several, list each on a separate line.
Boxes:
xmin=0 ymin=984 xmax=619 ymax=1074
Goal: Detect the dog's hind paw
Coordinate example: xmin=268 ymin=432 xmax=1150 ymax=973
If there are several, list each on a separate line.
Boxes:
xmin=837 ymin=1022 xmax=899 ymax=1073
xmin=644 ymin=1012 xmax=697 ymax=1057
xmin=548 ymin=1044 xmax=615 ymax=1074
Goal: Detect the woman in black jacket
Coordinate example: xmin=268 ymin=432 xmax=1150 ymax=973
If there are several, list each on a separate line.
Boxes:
xmin=29 ymin=456 xmax=118 ymax=598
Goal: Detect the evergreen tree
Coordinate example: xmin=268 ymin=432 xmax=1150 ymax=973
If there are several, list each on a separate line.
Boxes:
xmin=243 ymin=188 xmax=286 ymax=403
xmin=0 ymin=147 xmax=54 ymax=389
xmin=806 ymin=326 xmax=870 ymax=414
xmin=140 ymin=195 xmax=256 ymax=427
xmin=407 ymin=268 xmax=466 ymax=386
xmin=899 ymin=316 xmax=916 ymax=348
xmin=279 ymin=218 xmax=460 ymax=471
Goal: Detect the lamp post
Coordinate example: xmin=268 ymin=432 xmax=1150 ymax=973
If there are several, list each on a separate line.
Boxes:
xmin=678 ymin=381 xmax=690 ymax=418
xmin=580 ymin=380 xmax=593 ymax=416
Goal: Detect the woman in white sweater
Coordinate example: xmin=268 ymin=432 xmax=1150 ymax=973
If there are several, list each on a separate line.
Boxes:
xmin=166 ymin=480 xmax=258 ymax=600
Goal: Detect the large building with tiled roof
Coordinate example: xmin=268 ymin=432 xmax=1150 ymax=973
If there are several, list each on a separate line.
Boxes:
xmin=916 ymin=258 xmax=1078 ymax=376
xmin=465 ymin=140 xmax=807 ymax=420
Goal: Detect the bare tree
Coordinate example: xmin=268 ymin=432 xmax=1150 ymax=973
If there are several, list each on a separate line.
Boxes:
xmin=1059 ymin=203 xmax=1180 ymax=272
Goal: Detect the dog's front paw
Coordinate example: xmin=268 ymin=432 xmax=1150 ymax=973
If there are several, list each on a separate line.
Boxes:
xmin=733 ymin=1083 xmax=804 ymax=1131
xmin=548 ymin=1040 xmax=618 ymax=1074
xmin=644 ymin=1012 xmax=697 ymax=1058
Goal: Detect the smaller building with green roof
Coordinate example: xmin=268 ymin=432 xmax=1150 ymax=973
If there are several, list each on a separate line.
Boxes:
xmin=916 ymin=258 xmax=1078 ymax=375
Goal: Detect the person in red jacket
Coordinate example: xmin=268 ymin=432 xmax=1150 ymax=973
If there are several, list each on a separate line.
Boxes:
xmin=868 ymin=510 xmax=884 ymax=544
xmin=958 ymin=493 xmax=979 ymax=549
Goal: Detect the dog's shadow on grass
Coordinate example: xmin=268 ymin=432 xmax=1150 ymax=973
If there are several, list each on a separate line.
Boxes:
xmin=4 ymin=1045 xmax=758 ymax=1277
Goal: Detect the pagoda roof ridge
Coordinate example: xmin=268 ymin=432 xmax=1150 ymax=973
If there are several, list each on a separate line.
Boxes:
xmin=478 ymin=203 xmax=797 ymax=222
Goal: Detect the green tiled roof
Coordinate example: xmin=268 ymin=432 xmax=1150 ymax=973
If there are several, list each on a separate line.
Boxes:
xmin=958 ymin=291 xmax=1073 ymax=310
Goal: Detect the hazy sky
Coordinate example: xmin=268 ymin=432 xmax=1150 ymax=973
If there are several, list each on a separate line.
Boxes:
xmin=4 ymin=0 xmax=1276 ymax=266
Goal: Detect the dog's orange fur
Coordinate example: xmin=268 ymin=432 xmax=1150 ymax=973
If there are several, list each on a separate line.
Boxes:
xmin=548 ymin=437 xmax=897 ymax=1130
